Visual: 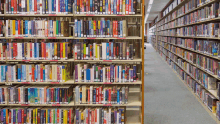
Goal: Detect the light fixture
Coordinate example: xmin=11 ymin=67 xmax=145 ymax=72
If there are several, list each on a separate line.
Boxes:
xmin=145 ymin=0 xmax=155 ymax=23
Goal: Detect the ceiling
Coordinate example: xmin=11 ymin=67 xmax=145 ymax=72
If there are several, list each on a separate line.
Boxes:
xmin=145 ymin=0 xmax=170 ymax=23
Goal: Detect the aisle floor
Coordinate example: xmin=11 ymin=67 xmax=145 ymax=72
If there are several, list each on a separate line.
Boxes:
xmin=144 ymin=43 xmax=217 ymax=124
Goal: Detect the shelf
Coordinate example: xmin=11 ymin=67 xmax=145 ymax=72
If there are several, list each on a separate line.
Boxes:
xmin=158 ymin=49 xmax=219 ymax=99
xmin=74 ymin=14 xmax=142 ymax=17
xmin=160 ymin=41 xmax=220 ymax=61
xmin=5 ymin=37 xmax=74 ymax=39
xmin=160 ymin=44 xmax=220 ymax=81
xmin=75 ymin=59 xmax=142 ymax=63
xmin=4 ymin=14 xmax=74 ymax=17
xmin=76 ymin=101 xmax=141 ymax=106
xmin=0 ymin=101 xmax=75 ymax=106
xmin=75 ymin=81 xmax=142 ymax=85
xmin=7 ymin=80 xmax=75 ymax=85
xmin=75 ymin=36 xmax=142 ymax=40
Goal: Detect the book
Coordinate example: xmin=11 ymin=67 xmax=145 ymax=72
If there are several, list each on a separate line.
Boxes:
xmin=75 ymin=64 xmax=138 ymax=83
xmin=75 ymin=19 xmax=127 ymax=38
xmin=75 ymin=85 xmax=128 ymax=104
xmin=5 ymin=0 xmax=73 ymax=14
xmin=6 ymin=19 xmax=69 ymax=37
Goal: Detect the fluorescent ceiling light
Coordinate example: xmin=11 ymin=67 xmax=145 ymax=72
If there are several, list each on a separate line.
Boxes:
xmin=145 ymin=0 xmax=154 ymax=23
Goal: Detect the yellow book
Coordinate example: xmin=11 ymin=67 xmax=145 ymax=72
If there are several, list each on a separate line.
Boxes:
xmin=63 ymin=66 xmax=66 ymax=82
xmin=95 ymin=44 xmax=97 ymax=60
xmin=35 ymin=108 xmax=38 ymax=124
xmin=122 ymin=0 xmax=125 ymax=14
xmin=81 ymin=112 xmax=84 ymax=123
xmin=98 ymin=20 xmax=100 ymax=37
xmin=33 ymin=109 xmax=35 ymax=124
xmin=49 ymin=65 xmax=52 ymax=81
xmin=46 ymin=109 xmax=48 ymax=123
xmin=53 ymin=21 xmax=56 ymax=37
xmin=27 ymin=0 xmax=29 ymax=12
xmin=54 ymin=43 xmax=57 ymax=59
xmin=63 ymin=42 xmax=65 ymax=59
xmin=93 ymin=21 xmax=96 ymax=36
xmin=12 ymin=20 xmax=15 ymax=35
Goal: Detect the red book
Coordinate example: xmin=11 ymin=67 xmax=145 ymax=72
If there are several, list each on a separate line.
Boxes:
xmin=34 ymin=0 xmax=37 ymax=13
xmin=18 ymin=20 xmax=20 ymax=36
xmin=40 ymin=65 xmax=43 ymax=82
xmin=96 ymin=88 xmax=99 ymax=104
xmin=90 ymin=45 xmax=92 ymax=59
xmin=51 ymin=88 xmax=54 ymax=103
xmin=113 ymin=47 xmax=116 ymax=59
xmin=30 ymin=43 xmax=32 ymax=58
xmin=69 ymin=109 xmax=72 ymax=124
xmin=99 ymin=86 xmax=102 ymax=104
xmin=60 ymin=43 xmax=63 ymax=59
xmin=117 ymin=0 xmax=120 ymax=14
xmin=91 ymin=111 xmax=94 ymax=123
xmin=116 ymin=21 xmax=118 ymax=37
xmin=14 ymin=0 xmax=17 ymax=14
xmin=13 ymin=43 xmax=16 ymax=59
xmin=57 ymin=109 xmax=59 ymax=123
xmin=9 ymin=111 xmax=11 ymax=123
xmin=32 ymin=66 xmax=35 ymax=81
xmin=22 ymin=109 xmax=24 ymax=123
xmin=109 ymin=42 xmax=111 ymax=58
xmin=58 ymin=0 xmax=60 ymax=13
xmin=108 ymin=88 xmax=111 ymax=104
xmin=129 ymin=0 xmax=131 ymax=14
xmin=86 ymin=0 xmax=89 ymax=12
xmin=95 ymin=109 xmax=97 ymax=123
xmin=3 ymin=44 xmax=6 ymax=60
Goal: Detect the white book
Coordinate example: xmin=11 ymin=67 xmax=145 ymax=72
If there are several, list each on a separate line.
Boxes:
xmin=119 ymin=66 xmax=121 ymax=83
xmin=102 ymin=43 xmax=106 ymax=60
xmin=60 ymin=66 xmax=63 ymax=82
xmin=97 ymin=109 xmax=100 ymax=124
xmin=56 ymin=0 xmax=58 ymax=14
xmin=32 ymin=0 xmax=34 ymax=14
xmin=6 ymin=20 xmax=8 ymax=37
xmin=84 ymin=65 xmax=87 ymax=82
xmin=117 ymin=112 xmax=119 ymax=124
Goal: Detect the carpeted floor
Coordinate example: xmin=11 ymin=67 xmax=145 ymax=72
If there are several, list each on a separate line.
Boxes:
xmin=144 ymin=43 xmax=217 ymax=124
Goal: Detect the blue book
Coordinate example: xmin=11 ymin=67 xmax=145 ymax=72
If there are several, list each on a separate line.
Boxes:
xmin=105 ymin=0 xmax=108 ymax=14
xmin=100 ymin=69 xmax=103 ymax=82
xmin=86 ymin=69 xmax=90 ymax=82
xmin=133 ymin=65 xmax=136 ymax=81
xmin=15 ymin=21 xmax=18 ymax=36
xmin=122 ymin=69 xmax=125 ymax=82
xmin=76 ymin=109 xmax=79 ymax=123
xmin=131 ymin=0 xmax=133 ymax=13
xmin=65 ymin=0 xmax=68 ymax=13
xmin=114 ymin=0 xmax=116 ymax=14
xmin=43 ymin=68 xmax=45 ymax=81
xmin=52 ymin=0 xmax=54 ymax=13
xmin=48 ymin=109 xmax=50 ymax=122
xmin=25 ymin=20 xmax=28 ymax=37
xmin=106 ymin=90 xmax=108 ymax=103
xmin=17 ymin=65 xmax=21 ymax=82
xmin=102 ymin=20 xmax=105 ymax=37
xmin=35 ymin=88 xmax=38 ymax=103
xmin=100 ymin=21 xmax=103 ymax=37
xmin=79 ymin=21 xmax=81 ymax=37
xmin=35 ymin=65 xmax=38 ymax=81
xmin=90 ymin=0 xmax=93 ymax=13
xmin=34 ymin=43 xmax=36 ymax=59
xmin=80 ymin=91 xmax=82 ymax=103
xmin=54 ymin=0 xmax=56 ymax=13
xmin=93 ymin=89 xmax=96 ymax=103
xmin=111 ymin=41 xmax=113 ymax=59
xmin=117 ymin=88 xmax=120 ymax=104
xmin=28 ymin=88 xmax=30 ymax=103
xmin=0 ymin=88 xmax=2 ymax=103
xmin=106 ymin=43 xmax=109 ymax=60
xmin=3 ymin=109 xmax=6 ymax=123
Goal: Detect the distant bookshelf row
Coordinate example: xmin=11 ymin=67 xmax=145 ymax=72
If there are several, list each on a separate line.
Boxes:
xmin=157 ymin=49 xmax=220 ymax=121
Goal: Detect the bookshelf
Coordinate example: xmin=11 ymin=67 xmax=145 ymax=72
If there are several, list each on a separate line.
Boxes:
xmin=0 ymin=0 xmax=145 ymax=123
xmin=151 ymin=0 xmax=220 ymax=123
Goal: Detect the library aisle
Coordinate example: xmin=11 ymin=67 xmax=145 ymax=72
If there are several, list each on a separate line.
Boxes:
xmin=144 ymin=43 xmax=216 ymax=124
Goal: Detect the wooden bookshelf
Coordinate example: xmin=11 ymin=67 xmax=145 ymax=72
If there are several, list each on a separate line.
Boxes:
xmin=152 ymin=0 xmax=220 ymax=123
xmin=0 ymin=1 xmax=145 ymax=124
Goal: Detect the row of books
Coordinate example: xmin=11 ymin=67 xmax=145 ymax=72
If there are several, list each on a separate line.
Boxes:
xmin=168 ymin=60 xmax=218 ymax=114
xmin=74 ymin=0 xmax=138 ymax=15
xmin=74 ymin=42 xmax=136 ymax=60
xmin=5 ymin=0 xmax=74 ymax=14
xmin=75 ymin=107 xmax=125 ymax=123
xmin=168 ymin=45 xmax=219 ymax=76
xmin=0 ymin=42 xmax=71 ymax=60
xmin=159 ymin=50 xmax=218 ymax=115
xmin=0 ymin=107 xmax=74 ymax=124
xmin=176 ymin=38 xmax=219 ymax=56
xmin=2 ymin=85 xmax=73 ymax=104
xmin=74 ymin=19 xmax=127 ymax=38
xmin=1 ymin=64 xmax=70 ymax=82
xmin=5 ymin=19 xmax=69 ymax=37
xmin=75 ymin=64 xmax=138 ymax=83
xmin=75 ymin=85 xmax=128 ymax=104
xmin=176 ymin=23 xmax=218 ymax=37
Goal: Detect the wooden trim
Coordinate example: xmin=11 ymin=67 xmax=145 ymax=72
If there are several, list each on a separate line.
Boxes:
xmin=142 ymin=2 xmax=145 ymax=124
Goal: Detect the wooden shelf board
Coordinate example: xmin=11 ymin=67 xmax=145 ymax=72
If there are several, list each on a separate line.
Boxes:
xmin=74 ymin=14 xmax=142 ymax=17
xmin=5 ymin=37 xmax=74 ymax=39
xmin=75 ymin=101 xmax=141 ymax=106
xmin=1 ymin=101 xmax=75 ymax=106
xmin=75 ymin=81 xmax=142 ymax=85
xmin=7 ymin=80 xmax=75 ymax=84
xmin=75 ymin=36 xmax=142 ymax=39
xmin=4 ymin=14 xmax=74 ymax=17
